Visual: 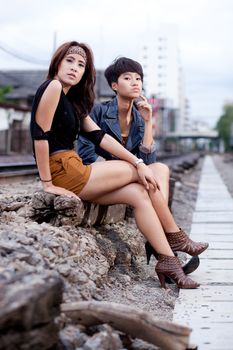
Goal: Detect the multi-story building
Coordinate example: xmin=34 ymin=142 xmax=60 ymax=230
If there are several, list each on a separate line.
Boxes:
xmin=139 ymin=24 xmax=188 ymax=136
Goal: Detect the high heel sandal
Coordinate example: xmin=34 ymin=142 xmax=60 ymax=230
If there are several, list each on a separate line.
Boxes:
xmin=145 ymin=241 xmax=200 ymax=284
xmin=166 ymin=228 xmax=208 ymax=256
xmin=155 ymin=254 xmax=200 ymax=289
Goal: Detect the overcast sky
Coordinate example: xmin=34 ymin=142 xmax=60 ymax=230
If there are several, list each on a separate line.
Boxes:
xmin=0 ymin=0 xmax=233 ymax=127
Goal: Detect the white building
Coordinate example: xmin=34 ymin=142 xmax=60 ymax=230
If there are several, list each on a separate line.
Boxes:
xmin=140 ymin=24 xmax=188 ymax=133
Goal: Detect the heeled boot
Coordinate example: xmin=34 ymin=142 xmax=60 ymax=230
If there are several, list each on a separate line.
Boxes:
xmin=155 ymin=254 xmax=200 ymax=289
xmin=165 ymin=228 xmax=208 ymax=256
xmin=145 ymin=241 xmax=159 ymax=263
xmin=145 ymin=241 xmax=200 ymax=275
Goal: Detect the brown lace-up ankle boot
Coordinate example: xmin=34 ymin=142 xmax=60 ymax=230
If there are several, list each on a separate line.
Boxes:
xmin=166 ymin=228 xmax=209 ymax=256
xmin=155 ymin=254 xmax=200 ymax=289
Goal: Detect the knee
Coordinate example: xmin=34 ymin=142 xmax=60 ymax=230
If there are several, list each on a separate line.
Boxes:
xmin=135 ymin=183 xmax=150 ymax=198
xmin=131 ymin=183 xmax=151 ymax=205
xmin=151 ymin=162 xmax=170 ymax=178
xmin=159 ymin=163 xmax=170 ymax=178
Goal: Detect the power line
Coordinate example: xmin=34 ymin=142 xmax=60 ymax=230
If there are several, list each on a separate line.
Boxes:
xmin=0 ymin=41 xmax=49 ymax=65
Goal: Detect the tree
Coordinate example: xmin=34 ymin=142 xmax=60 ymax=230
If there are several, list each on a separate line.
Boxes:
xmin=216 ymin=104 xmax=233 ymax=151
xmin=0 ymin=86 xmax=13 ymax=102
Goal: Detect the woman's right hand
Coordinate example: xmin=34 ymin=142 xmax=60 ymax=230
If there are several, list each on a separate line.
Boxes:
xmin=42 ymin=183 xmax=81 ymax=200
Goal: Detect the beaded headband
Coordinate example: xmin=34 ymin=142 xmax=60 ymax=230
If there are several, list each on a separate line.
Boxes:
xmin=66 ymin=46 xmax=87 ymax=63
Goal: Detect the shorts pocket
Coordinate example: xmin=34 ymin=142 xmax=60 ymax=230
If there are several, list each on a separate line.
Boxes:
xmin=50 ymin=158 xmax=65 ymax=177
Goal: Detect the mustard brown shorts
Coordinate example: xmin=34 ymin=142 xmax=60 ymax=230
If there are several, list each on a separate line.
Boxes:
xmin=49 ymin=150 xmax=91 ymax=195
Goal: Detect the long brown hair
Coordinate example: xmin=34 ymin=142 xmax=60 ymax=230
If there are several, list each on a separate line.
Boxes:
xmin=47 ymin=41 xmax=96 ymax=119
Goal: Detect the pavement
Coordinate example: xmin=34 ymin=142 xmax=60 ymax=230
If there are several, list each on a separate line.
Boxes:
xmin=173 ymin=155 xmax=233 ymax=349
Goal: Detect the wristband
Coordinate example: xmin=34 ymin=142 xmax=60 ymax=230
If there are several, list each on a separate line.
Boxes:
xmin=40 ymin=178 xmax=52 ymax=182
xmin=134 ymin=158 xmax=144 ymax=167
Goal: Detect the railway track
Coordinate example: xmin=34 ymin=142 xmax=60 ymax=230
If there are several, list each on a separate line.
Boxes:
xmin=0 ymin=161 xmax=38 ymax=184
xmin=0 ymin=152 xmax=201 ymax=184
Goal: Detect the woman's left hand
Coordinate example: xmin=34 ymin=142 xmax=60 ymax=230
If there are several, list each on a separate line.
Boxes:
xmin=136 ymin=163 xmax=160 ymax=191
xmin=135 ymin=96 xmax=152 ymax=122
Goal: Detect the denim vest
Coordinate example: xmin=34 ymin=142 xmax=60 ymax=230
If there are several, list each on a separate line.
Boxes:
xmin=77 ymin=97 xmax=156 ymax=165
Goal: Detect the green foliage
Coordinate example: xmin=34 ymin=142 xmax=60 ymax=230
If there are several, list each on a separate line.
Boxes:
xmin=216 ymin=104 xmax=233 ymax=150
xmin=0 ymin=86 xmax=13 ymax=102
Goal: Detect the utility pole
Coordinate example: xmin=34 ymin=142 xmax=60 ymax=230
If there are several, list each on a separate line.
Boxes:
xmin=52 ymin=32 xmax=57 ymax=54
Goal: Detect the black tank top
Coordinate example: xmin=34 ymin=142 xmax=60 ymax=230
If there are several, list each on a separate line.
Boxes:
xmin=30 ymin=80 xmax=80 ymax=154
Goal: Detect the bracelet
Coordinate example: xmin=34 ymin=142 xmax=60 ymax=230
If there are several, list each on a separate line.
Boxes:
xmin=134 ymin=158 xmax=144 ymax=167
xmin=40 ymin=178 xmax=52 ymax=182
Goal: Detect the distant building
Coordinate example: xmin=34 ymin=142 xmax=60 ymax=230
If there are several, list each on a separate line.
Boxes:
xmin=0 ymin=70 xmax=113 ymax=107
xmin=0 ymin=102 xmax=31 ymax=154
xmin=0 ymin=70 xmax=47 ymax=107
xmin=139 ymin=24 xmax=188 ymax=135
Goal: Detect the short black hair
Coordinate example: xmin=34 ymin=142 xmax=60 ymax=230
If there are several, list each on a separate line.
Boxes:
xmin=104 ymin=57 xmax=143 ymax=89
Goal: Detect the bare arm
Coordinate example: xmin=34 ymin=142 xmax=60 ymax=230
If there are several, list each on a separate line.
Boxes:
xmin=143 ymin=119 xmax=153 ymax=148
xmin=136 ymin=96 xmax=153 ymax=148
xmin=82 ymin=116 xmax=142 ymax=164
xmin=34 ymin=80 xmax=79 ymax=199
xmin=82 ymin=116 xmax=158 ymax=190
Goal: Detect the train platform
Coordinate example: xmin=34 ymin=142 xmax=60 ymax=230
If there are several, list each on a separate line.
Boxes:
xmin=173 ymin=155 xmax=233 ymax=349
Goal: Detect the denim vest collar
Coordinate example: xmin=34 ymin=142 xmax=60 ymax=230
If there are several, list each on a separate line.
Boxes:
xmin=104 ymin=97 xmax=144 ymax=150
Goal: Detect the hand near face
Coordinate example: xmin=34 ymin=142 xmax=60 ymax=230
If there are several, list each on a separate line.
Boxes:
xmin=135 ymin=96 xmax=152 ymax=122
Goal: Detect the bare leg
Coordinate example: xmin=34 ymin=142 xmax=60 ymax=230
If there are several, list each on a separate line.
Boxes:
xmin=146 ymin=162 xmax=179 ymax=232
xmin=148 ymin=186 xmax=180 ymax=232
xmin=80 ymin=182 xmax=174 ymax=256
xmin=80 ymin=160 xmax=170 ymax=202
xmin=79 ymin=159 xmax=179 ymax=233
xmin=148 ymin=162 xmax=170 ymax=204
xmin=79 ymin=160 xmax=138 ymax=200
